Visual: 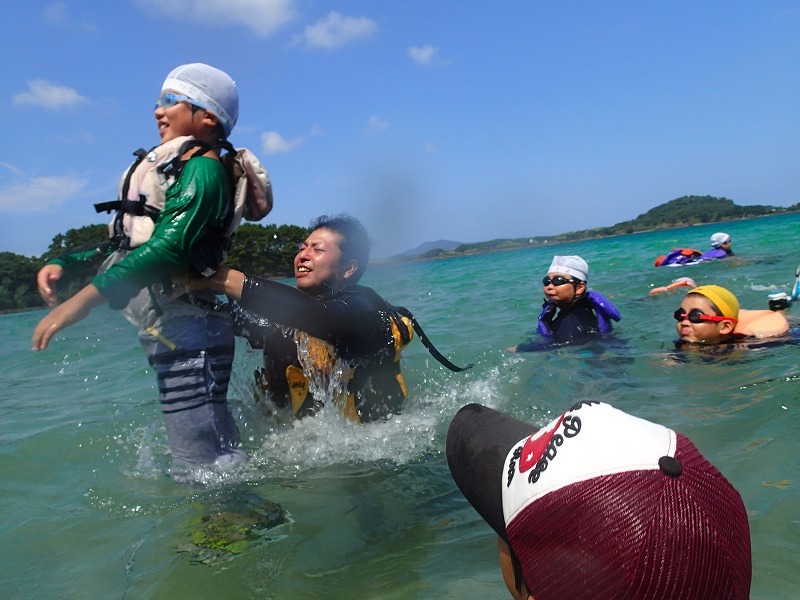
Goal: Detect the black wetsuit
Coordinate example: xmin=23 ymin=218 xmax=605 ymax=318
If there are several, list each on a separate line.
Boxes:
xmin=515 ymin=294 xmax=601 ymax=351
xmin=234 ymin=276 xmax=406 ymax=422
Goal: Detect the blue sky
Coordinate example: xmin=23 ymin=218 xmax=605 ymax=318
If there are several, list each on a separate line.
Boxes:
xmin=2 ymin=1 xmax=799 ymax=259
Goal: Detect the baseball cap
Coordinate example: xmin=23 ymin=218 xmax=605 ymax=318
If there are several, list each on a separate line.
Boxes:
xmin=446 ymin=402 xmax=751 ymax=599
xmin=162 ymin=63 xmax=239 ymax=136
xmin=689 ymin=285 xmax=740 ymax=319
xmin=547 ymin=255 xmax=588 ymax=281
xmin=710 ymin=232 xmax=731 ymax=248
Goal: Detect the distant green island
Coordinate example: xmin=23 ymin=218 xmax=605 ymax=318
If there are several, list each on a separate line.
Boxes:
xmin=386 ymin=195 xmax=800 ymax=263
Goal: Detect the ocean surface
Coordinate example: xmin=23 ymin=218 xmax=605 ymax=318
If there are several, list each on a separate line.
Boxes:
xmin=3 ymin=213 xmax=799 ymax=599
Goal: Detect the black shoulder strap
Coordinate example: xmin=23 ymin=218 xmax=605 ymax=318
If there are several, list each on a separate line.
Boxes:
xmin=122 ymin=148 xmax=149 ymax=199
xmin=94 ymin=147 xmax=149 ymax=214
xmin=390 ymin=305 xmax=473 ymax=372
xmin=160 ymin=139 xmax=207 ymax=181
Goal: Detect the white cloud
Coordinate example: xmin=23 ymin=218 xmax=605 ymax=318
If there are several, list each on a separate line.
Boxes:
xmin=367 ymin=115 xmax=388 ymax=133
xmin=407 ymin=44 xmax=450 ymax=67
xmin=44 ymin=1 xmax=97 ymax=33
xmin=262 ymin=131 xmax=304 ymax=155
xmin=0 ymin=162 xmax=24 ymax=177
xmin=0 ymin=175 xmax=88 ymax=214
xmin=12 ymin=80 xmax=88 ymax=110
xmin=136 ymin=0 xmax=297 ymax=37
xmin=292 ymin=11 xmax=378 ymax=49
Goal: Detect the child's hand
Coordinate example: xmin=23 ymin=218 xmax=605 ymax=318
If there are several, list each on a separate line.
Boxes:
xmin=37 ymin=264 xmax=64 ymax=307
xmin=32 ymin=284 xmax=105 ymax=351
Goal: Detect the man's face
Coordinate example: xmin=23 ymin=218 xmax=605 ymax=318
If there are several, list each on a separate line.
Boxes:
xmin=294 ymin=227 xmax=352 ymax=296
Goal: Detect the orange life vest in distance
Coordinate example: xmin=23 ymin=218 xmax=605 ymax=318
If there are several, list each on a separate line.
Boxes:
xmin=654 ymin=248 xmax=702 ymax=267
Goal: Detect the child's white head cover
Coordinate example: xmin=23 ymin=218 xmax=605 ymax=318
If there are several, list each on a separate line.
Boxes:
xmin=162 ymin=63 xmax=239 ymax=136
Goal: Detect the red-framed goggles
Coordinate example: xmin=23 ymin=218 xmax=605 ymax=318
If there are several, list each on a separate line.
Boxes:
xmin=673 ymin=308 xmax=736 ymax=324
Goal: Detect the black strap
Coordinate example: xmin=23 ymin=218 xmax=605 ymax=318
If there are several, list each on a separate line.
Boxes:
xmin=122 ymin=148 xmax=148 ymax=199
xmin=94 ymin=200 xmax=120 ymax=214
xmin=95 ymin=197 xmax=160 ymax=217
xmin=391 ymin=305 xmax=473 ymax=372
xmin=94 ymin=147 xmax=148 ymax=214
xmin=388 ymin=306 xmax=413 ymax=346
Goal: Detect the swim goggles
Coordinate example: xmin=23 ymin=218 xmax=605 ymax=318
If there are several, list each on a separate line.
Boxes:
xmin=673 ymin=308 xmax=736 ymax=324
xmin=542 ymin=275 xmax=578 ymax=286
xmin=155 ymin=91 xmax=195 ymax=110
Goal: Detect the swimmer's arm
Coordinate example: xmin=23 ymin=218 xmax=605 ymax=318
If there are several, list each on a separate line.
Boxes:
xmin=186 ymin=267 xmax=328 ymax=329
xmin=209 ymin=266 xmax=245 ymax=300
xmin=649 ymin=277 xmax=696 ymax=296
xmin=32 ymin=284 xmax=107 ymax=351
xmin=734 ymin=309 xmax=790 ymax=338
xmin=508 ymin=340 xmax=552 ymax=353
xmin=171 ymin=265 xmax=245 ymax=300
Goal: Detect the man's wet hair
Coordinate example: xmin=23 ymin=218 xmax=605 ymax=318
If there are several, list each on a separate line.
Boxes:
xmin=310 ymin=214 xmax=371 ymax=283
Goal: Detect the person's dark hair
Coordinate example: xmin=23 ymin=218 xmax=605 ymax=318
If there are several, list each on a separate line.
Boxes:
xmin=510 ymin=545 xmax=526 ymax=596
xmin=310 ymin=214 xmax=371 ymax=283
xmin=204 ymin=112 xmax=228 ymax=140
xmin=186 ymin=103 xmax=228 ymax=140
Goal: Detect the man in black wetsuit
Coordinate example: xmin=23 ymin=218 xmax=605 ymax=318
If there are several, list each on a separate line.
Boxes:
xmin=510 ymin=255 xmax=612 ymax=351
xmin=189 ymin=214 xmax=411 ymax=423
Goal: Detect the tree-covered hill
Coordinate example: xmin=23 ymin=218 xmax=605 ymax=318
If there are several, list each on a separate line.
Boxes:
xmin=613 ymin=195 xmax=788 ymax=232
xmin=392 ymin=195 xmax=799 ymax=261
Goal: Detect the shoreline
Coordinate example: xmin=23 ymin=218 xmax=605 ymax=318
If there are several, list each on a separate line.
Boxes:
xmin=372 ymin=211 xmax=797 ymax=266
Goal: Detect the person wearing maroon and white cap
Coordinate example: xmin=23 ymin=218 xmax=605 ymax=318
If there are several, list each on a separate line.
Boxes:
xmin=446 ymin=401 xmax=751 ymax=599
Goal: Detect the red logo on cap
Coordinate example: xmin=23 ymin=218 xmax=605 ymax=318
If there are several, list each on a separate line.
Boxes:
xmin=518 ymin=413 xmax=566 ymax=473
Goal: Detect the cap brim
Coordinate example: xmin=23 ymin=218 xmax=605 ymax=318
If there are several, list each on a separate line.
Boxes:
xmin=446 ymin=403 xmax=539 ymax=541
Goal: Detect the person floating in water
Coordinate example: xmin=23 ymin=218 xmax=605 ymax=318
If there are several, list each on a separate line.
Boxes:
xmin=675 ymin=284 xmax=788 ymax=345
xmin=508 ymin=255 xmax=620 ymax=352
xmin=654 ymin=232 xmax=734 ymax=267
xmin=699 ymin=232 xmax=734 ymax=260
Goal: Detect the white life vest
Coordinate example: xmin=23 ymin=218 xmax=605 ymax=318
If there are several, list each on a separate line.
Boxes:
xmin=99 ymin=135 xmax=272 ymax=251
xmin=95 ymin=136 xmax=273 ymax=329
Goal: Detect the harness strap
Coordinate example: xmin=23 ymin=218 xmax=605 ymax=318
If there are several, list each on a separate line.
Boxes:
xmin=94 ymin=197 xmax=161 ymax=218
xmin=391 ymin=306 xmax=473 ymax=372
xmin=94 ymin=148 xmax=148 ymax=213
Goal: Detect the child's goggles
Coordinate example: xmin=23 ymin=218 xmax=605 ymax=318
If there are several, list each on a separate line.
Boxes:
xmin=673 ymin=308 xmax=736 ymax=324
xmin=542 ymin=275 xmax=578 ymax=287
xmin=155 ymin=91 xmax=194 ymax=110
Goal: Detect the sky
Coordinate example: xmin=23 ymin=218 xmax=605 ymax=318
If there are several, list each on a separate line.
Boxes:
xmin=2 ymin=1 xmax=800 ymax=259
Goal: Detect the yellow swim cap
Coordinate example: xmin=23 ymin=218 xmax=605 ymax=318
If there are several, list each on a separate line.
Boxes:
xmin=690 ymin=285 xmax=740 ymax=319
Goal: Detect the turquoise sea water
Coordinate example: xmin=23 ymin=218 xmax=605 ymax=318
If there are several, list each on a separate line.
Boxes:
xmin=2 ymin=213 xmax=799 ymax=599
